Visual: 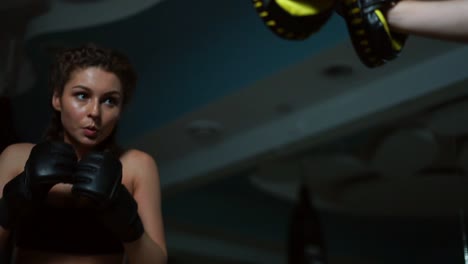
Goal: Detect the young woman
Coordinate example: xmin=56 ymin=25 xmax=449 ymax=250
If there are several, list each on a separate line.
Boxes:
xmin=0 ymin=43 xmax=167 ymax=263
xmin=387 ymin=0 xmax=468 ymax=43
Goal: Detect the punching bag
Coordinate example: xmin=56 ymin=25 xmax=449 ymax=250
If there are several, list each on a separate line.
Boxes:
xmin=288 ymin=184 xmax=328 ymax=264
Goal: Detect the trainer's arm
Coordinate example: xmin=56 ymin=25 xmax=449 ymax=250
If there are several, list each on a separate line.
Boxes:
xmin=387 ymin=0 xmax=468 ymax=43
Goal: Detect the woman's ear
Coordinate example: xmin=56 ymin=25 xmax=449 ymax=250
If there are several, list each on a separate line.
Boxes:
xmin=52 ymin=92 xmax=62 ymax=111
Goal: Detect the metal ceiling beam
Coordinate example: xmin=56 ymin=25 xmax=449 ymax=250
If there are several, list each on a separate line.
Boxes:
xmin=156 ymin=44 xmax=468 ymax=194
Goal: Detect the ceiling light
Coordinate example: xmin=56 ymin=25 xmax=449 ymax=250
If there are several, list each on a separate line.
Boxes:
xmin=322 ymin=64 xmax=353 ymax=78
xmin=186 ymin=119 xmax=223 ymax=140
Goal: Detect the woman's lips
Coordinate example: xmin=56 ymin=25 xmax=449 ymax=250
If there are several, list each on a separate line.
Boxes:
xmin=83 ymin=128 xmax=98 ymax=137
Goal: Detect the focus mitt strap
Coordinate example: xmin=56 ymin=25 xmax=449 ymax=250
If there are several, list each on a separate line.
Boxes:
xmin=337 ymin=0 xmax=408 ymax=67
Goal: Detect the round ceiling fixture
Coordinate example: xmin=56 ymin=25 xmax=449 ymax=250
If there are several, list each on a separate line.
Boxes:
xmin=186 ymin=119 xmax=223 ymax=140
xmin=322 ymin=64 xmax=354 ymax=78
xmin=426 ymin=97 xmax=468 ymax=136
xmin=370 ymin=128 xmax=438 ymax=178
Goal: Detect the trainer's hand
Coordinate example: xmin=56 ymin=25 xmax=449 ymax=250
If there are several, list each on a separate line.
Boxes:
xmin=72 ymin=151 xmax=144 ymax=242
xmin=1 ymin=141 xmax=77 ymax=229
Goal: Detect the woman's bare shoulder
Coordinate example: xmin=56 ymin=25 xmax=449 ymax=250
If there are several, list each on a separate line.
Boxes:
xmin=121 ymin=149 xmax=158 ymax=170
xmin=0 ymin=143 xmax=35 ymax=188
xmin=2 ymin=142 xmax=35 ymax=153
xmin=1 ymin=142 xmax=34 ymax=161
xmin=121 ymin=149 xmax=158 ymax=175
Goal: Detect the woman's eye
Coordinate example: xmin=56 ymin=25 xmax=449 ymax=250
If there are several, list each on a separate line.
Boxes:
xmin=104 ymin=97 xmax=119 ymax=106
xmin=75 ymin=93 xmax=88 ymax=100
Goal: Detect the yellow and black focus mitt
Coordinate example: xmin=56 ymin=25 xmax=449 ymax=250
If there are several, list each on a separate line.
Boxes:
xmin=252 ymin=0 xmax=336 ymax=40
xmin=336 ymin=0 xmax=408 ymax=67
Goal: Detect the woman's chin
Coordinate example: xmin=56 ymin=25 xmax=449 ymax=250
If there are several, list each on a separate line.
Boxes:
xmin=80 ymin=136 xmax=101 ymax=147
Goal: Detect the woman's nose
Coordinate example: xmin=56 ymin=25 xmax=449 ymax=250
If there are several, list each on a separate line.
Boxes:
xmin=87 ymin=99 xmax=100 ymax=118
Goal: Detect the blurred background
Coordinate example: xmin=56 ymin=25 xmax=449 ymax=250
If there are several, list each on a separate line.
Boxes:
xmin=1 ymin=0 xmax=468 ymax=263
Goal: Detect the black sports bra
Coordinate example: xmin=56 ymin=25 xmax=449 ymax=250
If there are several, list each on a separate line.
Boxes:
xmin=14 ymin=204 xmax=124 ymax=255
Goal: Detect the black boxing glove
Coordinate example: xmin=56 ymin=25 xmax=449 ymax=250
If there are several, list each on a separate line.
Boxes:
xmin=1 ymin=141 xmax=77 ymax=229
xmin=72 ymin=151 xmax=144 ymax=242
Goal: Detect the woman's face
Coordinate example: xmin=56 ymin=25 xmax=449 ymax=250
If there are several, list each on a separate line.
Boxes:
xmin=52 ymin=66 xmax=123 ymax=149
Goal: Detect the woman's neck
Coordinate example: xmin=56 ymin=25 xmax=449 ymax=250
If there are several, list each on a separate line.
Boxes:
xmin=62 ymin=135 xmax=92 ymax=160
